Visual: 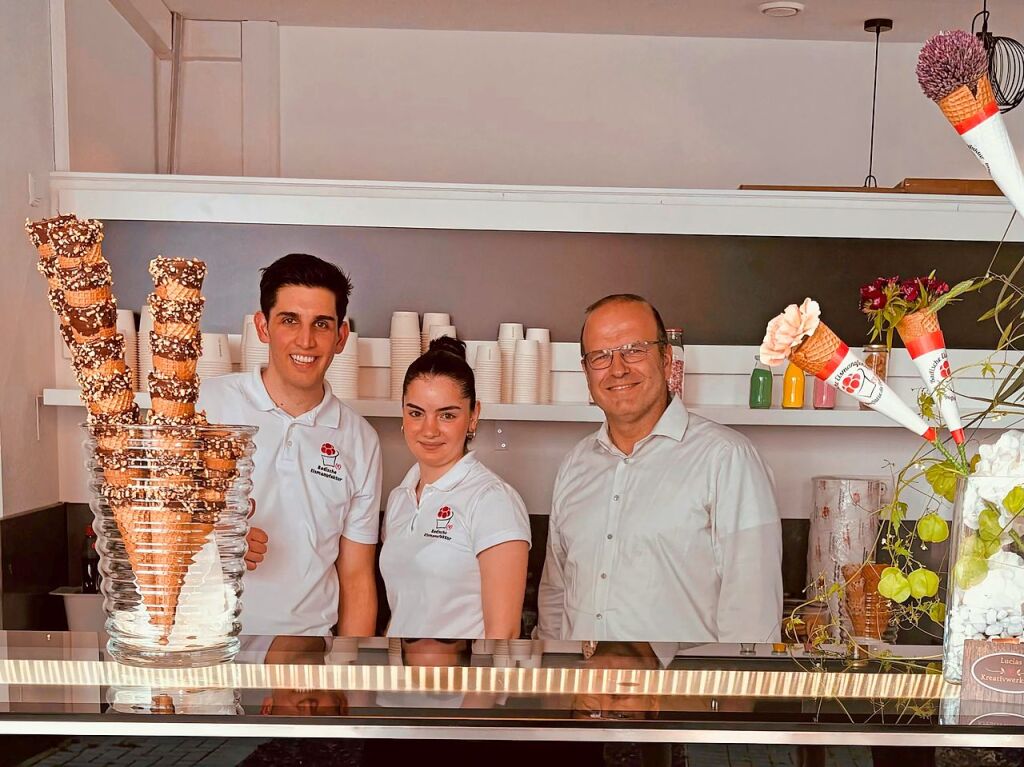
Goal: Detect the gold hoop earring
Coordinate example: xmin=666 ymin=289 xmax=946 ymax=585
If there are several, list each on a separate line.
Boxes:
xmin=467 ymin=430 xmax=477 ymax=441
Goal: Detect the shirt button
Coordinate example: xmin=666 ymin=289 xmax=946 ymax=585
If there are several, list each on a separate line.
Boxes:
xmin=600 ymin=573 xmax=607 ymax=579
xmin=612 ymin=495 xmax=620 ymax=501
xmin=624 ymin=458 xmax=631 ymax=464
xmin=286 ymin=441 xmax=293 ymax=447
xmin=607 ymin=534 xmax=613 ymax=540
xmin=596 ymin=614 xmax=603 ymax=620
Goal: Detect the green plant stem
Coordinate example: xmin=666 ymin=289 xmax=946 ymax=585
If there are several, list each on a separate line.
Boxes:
xmin=932 ymin=437 xmax=969 ymax=475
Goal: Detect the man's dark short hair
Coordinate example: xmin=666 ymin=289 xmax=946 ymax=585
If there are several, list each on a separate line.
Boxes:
xmin=259 ymin=253 xmax=353 ymax=323
xmin=579 ymin=294 xmax=669 ymax=356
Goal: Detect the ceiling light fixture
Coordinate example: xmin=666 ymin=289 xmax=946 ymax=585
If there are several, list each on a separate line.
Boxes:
xmin=758 ymin=2 xmax=805 ymax=18
xmin=862 ymin=18 xmax=893 ymax=188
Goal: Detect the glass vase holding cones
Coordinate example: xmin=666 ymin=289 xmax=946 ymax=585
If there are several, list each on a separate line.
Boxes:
xmin=85 ymin=423 xmax=257 ymax=667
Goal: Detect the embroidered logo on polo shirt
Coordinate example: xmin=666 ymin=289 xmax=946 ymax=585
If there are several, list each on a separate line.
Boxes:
xmin=320 ymin=443 xmax=338 ymax=466
xmin=424 ymin=506 xmax=455 ymax=541
xmin=310 ymin=442 xmax=344 ymax=482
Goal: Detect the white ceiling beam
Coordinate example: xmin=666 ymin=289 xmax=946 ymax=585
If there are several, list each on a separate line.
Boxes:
xmin=107 ymin=0 xmax=172 ymax=59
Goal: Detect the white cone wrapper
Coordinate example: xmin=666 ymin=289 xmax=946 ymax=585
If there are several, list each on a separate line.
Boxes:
xmin=816 ymin=343 xmax=937 ymax=441
xmin=904 ymin=329 xmax=965 ymax=445
xmin=952 ymin=96 xmax=1024 ymax=218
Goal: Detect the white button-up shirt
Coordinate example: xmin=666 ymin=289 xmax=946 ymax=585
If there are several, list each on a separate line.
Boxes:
xmin=199 ymin=369 xmax=382 ymax=636
xmin=379 ymin=452 xmax=531 ymax=638
xmin=538 ymin=396 xmax=782 ymax=643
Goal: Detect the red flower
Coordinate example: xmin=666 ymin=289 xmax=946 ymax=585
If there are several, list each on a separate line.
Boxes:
xmin=900 ymin=279 xmax=921 ymax=303
xmin=924 ymin=277 xmax=950 ymax=297
xmin=860 ymin=284 xmax=886 ymax=312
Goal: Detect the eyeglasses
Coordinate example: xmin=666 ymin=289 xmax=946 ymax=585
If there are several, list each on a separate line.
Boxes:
xmin=582 ymin=340 xmax=666 ymax=370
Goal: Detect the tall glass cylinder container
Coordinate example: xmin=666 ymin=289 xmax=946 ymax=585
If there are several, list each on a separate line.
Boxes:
xmin=943 ymin=475 xmax=1024 ymax=684
xmin=666 ymin=328 xmax=685 ymax=400
xmin=85 ymin=423 xmax=257 ymax=668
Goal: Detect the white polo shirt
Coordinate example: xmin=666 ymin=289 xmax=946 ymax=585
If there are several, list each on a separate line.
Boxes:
xmin=199 ymin=369 xmax=382 ymax=636
xmin=537 ymin=396 xmax=782 ymax=643
xmin=379 ymin=453 xmax=531 ymax=639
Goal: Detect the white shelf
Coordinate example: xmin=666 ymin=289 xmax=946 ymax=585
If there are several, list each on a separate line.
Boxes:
xmin=43 ymin=388 xmax=993 ymax=428
xmin=50 ymin=172 xmax=1024 ymax=242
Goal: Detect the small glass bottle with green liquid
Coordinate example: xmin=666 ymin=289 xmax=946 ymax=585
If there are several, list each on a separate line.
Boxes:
xmin=749 ymin=356 xmax=773 ymax=409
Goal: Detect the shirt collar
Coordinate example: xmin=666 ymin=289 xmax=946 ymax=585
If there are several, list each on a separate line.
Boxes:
xmin=244 ymin=366 xmax=341 ymax=428
xmin=399 ymin=452 xmax=480 ymax=493
xmin=595 ymin=395 xmax=689 ymax=455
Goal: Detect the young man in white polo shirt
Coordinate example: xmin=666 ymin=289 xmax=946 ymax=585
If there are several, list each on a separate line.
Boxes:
xmin=199 ymin=253 xmax=381 ymax=637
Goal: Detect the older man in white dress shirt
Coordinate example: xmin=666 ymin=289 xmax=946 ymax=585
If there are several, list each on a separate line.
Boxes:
xmin=537 ymin=294 xmax=783 ymax=643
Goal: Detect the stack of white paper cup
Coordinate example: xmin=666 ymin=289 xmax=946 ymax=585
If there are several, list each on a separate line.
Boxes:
xmin=116 ymin=310 xmax=140 ymax=392
xmin=498 ymin=323 xmax=524 ymax=403
xmin=512 ymin=338 xmax=540 ymax=404
xmin=326 ymin=331 xmax=359 ymax=400
xmin=241 ymin=314 xmax=269 ymax=373
xmin=526 ymin=328 xmax=552 ymax=404
xmin=196 ymin=333 xmax=233 ymax=379
xmin=421 ymin=312 xmax=451 ymax=354
xmin=138 ymin=306 xmax=154 ymax=392
xmin=428 ymin=324 xmax=457 ymax=344
xmin=391 ymin=312 xmax=421 ymax=399
xmin=474 ymin=342 xmax=502 ymax=403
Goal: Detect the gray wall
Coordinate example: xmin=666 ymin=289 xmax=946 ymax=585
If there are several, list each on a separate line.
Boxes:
xmin=102 ymin=221 xmax=1012 ymax=347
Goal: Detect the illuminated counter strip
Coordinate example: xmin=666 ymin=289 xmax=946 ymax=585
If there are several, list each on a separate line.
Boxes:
xmin=0 ymin=658 xmax=956 ymax=700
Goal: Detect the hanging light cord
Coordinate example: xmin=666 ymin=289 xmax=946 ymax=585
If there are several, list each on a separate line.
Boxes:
xmin=863 ymin=25 xmax=881 ymax=188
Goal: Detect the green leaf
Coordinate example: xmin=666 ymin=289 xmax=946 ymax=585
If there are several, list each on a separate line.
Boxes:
xmin=918 ymin=392 xmax=936 ymax=420
xmin=954 ymin=554 xmax=989 ymax=590
xmin=926 ymin=602 xmax=947 ymax=624
xmin=982 ymin=362 xmax=997 ymax=379
xmin=929 ymin=278 xmax=983 ymax=313
xmin=979 ymin=507 xmax=1003 ymax=543
xmin=890 ymin=501 xmax=908 ymax=527
xmin=979 ymin=293 xmax=1017 ymax=322
xmin=970 ymin=453 xmax=981 ymax=474
xmin=878 ymin=569 xmax=912 ymax=603
xmin=1004 ymin=486 xmax=1024 ymax=518
xmin=908 ymin=568 xmax=940 ymax=599
xmin=925 ymin=460 xmax=959 ymax=503
xmin=917 ymin=513 xmax=950 ymax=543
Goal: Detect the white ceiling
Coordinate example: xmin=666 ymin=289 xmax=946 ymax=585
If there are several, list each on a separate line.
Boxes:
xmin=163 ymin=0 xmax=1022 ymax=43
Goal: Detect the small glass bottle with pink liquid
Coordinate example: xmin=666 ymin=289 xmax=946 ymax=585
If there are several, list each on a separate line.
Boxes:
xmin=666 ymin=328 xmax=685 ymax=401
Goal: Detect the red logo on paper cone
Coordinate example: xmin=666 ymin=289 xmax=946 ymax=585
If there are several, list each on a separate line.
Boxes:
xmin=435 ymin=506 xmax=455 ymax=531
xmin=841 ymin=372 xmax=862 ymax=394
xmin=320 ymin=442 xmax=338 ymax=467
xmin=939 ymin=360 xmax=951 ymax=379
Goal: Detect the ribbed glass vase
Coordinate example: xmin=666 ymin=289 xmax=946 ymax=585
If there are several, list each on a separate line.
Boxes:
xmin=84 ymin=423 xmax=257 ymax=667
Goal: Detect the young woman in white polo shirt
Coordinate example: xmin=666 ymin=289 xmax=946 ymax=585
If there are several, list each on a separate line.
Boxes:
xmin=379 ymin=337 xmax=531 ymax=639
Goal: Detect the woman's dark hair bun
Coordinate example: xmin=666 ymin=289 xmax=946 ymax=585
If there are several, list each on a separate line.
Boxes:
xmin=427 ymin=335 xmax=467 ymax=360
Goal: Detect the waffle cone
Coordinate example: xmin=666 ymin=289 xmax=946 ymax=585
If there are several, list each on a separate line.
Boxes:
xmin=81 ymin=359 xmax=127 ymax=379
xmin=103 ymin=467 xmax=145 ymax=486
xmin=153 ymin=321 xmax=199 ymax=340
xmin=45 ymin=274 xmax=61 ymax=291
xmin=57 ymin=253 xmax=84 ymax=269
xmin=789 ymin=322 xmax=843 ymax=376
xmin=150 ymin=398 xmax=197 ymax=421
xmin=36 ymin=243 xmax=55 ymax=261
xmin=896 ymin=310 xmax=941 ymax=342
xmin=64 ymin=286 xmax=112 ymax=307
xmin=841 ymin=564 xmax=892 ymax=640
xmin=88 ymin=389 xmax=136 ymax=416
xmin=140 ymin=508 xmax=213 ymax=635
xmin=156 ymin=282 xmax=202 ymax=302
xmin=83 ymin=242 xmax=103 ymax=265
xmin=70 ymin=324 xmax=117 ymax=345
xmin=203 ymin=456 xmax=237 ymax=473
xmin=939 ymin=76 xmax=997 ymax=128
xmin=153 ymin=355 xmax=198 ymax=379
xmin=199 ymin=486 xmax=226 ymax=503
